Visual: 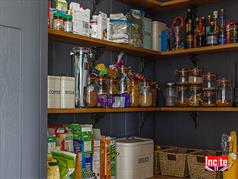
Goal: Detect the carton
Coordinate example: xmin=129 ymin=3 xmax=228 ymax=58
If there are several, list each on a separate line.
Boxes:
xmin=81 ymin=124 xmax=93 ymax=153
xmin=93 ymin=140 xmax=101 ymax=179
xmin=48 ymin=76 xmax=61 ymax=108
xmin=97 ymin=12 xmax=108 ymax=40
xmin=61 ymin=76 xmax=75 ymax=108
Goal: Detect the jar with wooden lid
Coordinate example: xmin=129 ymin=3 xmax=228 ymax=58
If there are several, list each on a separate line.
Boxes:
xmin=140 ymin=80 xmax=153 ymax=107
xmin=202 ymin=90 xmax=216 ymax=107
xmin=130 ymin=78 xmax=139 ymax=107
xmin=109 ymin=78 xmax=118 ymax=95
xmin=203 ymin=72 xmax=217 ymax=90
xmin=151 ymin=81 xmax=159 ymax=107
xmin=85 ymin=76 xmax=97 ymax=107
xmin=216 ymin=78 xmax=233 ymax=107
xmin=188 ymin=67 xmax=203 ymax=85
xmin=176 ymin=85 xmax=189 ymax=107
xmin=176 ymin=68 xmax=189 ymax=85
xmin=189 ymin=85 xmax=203 ymax=107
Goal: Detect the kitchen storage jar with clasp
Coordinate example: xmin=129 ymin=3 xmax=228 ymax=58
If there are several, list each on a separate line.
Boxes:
xmin=202 ymin=90 xmax=216 ymax=107
xmin=109 ymin=78 xmax=118 ymax=95
xmin=85 ymin=76 xmax=97 ymax=107
xmin=176 ymin=68 xmax=189 ymax=85
xmin=188 ymin=67 xmax=203 ymax=85
xmin=140 ymin=80 xmax=153 ymax=107
xmin=176 ymin=85 xmax=189 ymax=107
xmin=53 ymin=12 xmax=64 ymax=31
xmin=63 ymin=14 xmax=73 ymax=32
xmin=216 ymin=78 xmax=233 ymax=107
xmin=96 ymin=77 xmax=112 ymax=108
xmin=165 ymin=83 xmax=177 ymax=107
xmin=151 ymin=81 xmax=159 ymax=107
xmin=119 ymin=65 xmax=131 ymax=94
xmin=130 ymin=78 xmax=139 ymax=107
xmin=203 ymin=72 xmax=217 ymax=90
xmin=189 ymin=85 xmax=203 ymax=107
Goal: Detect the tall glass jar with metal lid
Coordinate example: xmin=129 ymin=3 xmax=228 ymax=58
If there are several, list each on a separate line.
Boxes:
xmin=165 ymin=83 xmax=176 ymax=107
xmin=176 ymin=85 xmax=189 ymax=107
xmin=189 ymin=85 xmax=203 ymax=107
xmin=216 ymin=78 xmax=233 ymax=107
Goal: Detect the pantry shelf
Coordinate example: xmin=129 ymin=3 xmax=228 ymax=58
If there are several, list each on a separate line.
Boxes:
xmin=161 ymin=43 xmax=238 ymax=56
xmin=48 ymin=29 xmax=162 ymax=57
xmin=149 ymin=175 xmax=188 ymax=179
xmin=48 ymin=107 xmax=238 ymax=114
xmin=118 ymin=0 xmax=220 ymax=12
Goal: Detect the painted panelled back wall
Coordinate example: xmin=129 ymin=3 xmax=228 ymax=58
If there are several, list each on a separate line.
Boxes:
xmin=154 ymin=0 xmax=238 ymax=150
xmin=48 ymin=0 xmax=155 ymax=139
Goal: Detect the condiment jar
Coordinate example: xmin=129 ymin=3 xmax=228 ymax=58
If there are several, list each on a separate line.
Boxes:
xmin=216 ymin=78 xmax=233 ymax=107
xmin=188 ymin=67 xmax=203 ymax=85
xmin=140 ymin=80 xmax=153 ymax=107
xmin=151 ymin=81 xmax=159 ymax=107
xmin=63 ymin=14 xmax=73 ymax=33
xmin=202 ymin=90 xmax=216 ymax=107
xmin=119 ymin=65 xmax=131 ymax=94
xmin=176 ymin=68 xmax=189 ymax=85
xmin=203 ymin=72 xmax=217 ymax=90
xmin=165 ymin=83 xmax=177 ymax=107
xmin=109 ymin=78 xmax=118 ymax=95
xmin=189 ymin=85 xmax=203 ymax=107
xmin=53 ymin=12 xmax=64 ymax=31
xmin=85 ymin=76 xmax=97 ymax=107
xmin=130 ymin=78 xmax=139 ymax=107
xmin=176 ymin=85 xmax=189 ymax=107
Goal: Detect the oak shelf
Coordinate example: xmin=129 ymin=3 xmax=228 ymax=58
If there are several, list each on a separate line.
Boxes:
xmin=48 ymin=107 xmax=238 ymax=114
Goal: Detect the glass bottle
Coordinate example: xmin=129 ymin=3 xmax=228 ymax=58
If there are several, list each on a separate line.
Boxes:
xmin=216 ymin=78 xmax=233 ymax=107
xmin=176 ymin=85 xmax=189 ymax=107
xmin=85 ymin=76 xmax=97 ymax=108
xmin=185 ymin=8 xmax=194 ymax=48
xmin=205 ymin=15 xmax=212 ymax=45
xmin=165 ymin=83 xmax=176 ymax=107
xmin=140 ymin=80 xmax=153 ymax=107
xmin=219 ymin=8 xmax=226 ymax=45
xmin=207 ymin=11 xmax=219 ymax=46
xmin=130 ymin=78 xmax=140 ymax=107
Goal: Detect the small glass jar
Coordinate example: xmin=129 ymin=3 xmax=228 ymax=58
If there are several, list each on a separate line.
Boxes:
xmin=176 ymin=85 xmax=189 ymax=107
xmin=165 ymin=83 xmax=176 ymax=107
xmin=176 ymin=68 xmax=189 ymax=85
xmin=130 ymin=79 xmax=140 ymax=107
xmin=119 ymin=65 xmax=131 ymax=94
xmin=188 ymin=67 xmax=203 ymax=85
xmin=96 ymin=77 xmax=111 ymax=108
xmin=216 ymin=78 xmax=233 ymax=107
xmin=202 ymin=90 xmax=216 ymax=107
xmin=109 ymin=78 xmax=118 ymax=95
xmin=53 ymin=12 xmax=64 ymax=31
xmin=140 ymin=80 xmax=153 ymax=107
xmin=63 ymin=14 xmax=73 ymax=33
xmin=85 ymin=76 xmax=97 ymax=108
xmin=189 ymin=85 xmax=203 ymax=107
xmin=151 ymin=81 xmax=159 ymax=107
xmin=203 ymin=72 xmax=217 ymax=90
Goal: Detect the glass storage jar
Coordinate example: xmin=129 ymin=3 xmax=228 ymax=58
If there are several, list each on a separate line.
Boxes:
xmin=189 ymin=85 xmax=203 ymax=107
xmin=96 ymin=77 xmax=111 ymax=108
xmin=202 ymin=90 xmax=216 ymax=107
xmin=86 ymin=76 xmax=97 ymax=107
xmin=203 ymin=72 xmax=217 ymax=90
xmin=176 ymin=85 xmax=189 ymax=107
xmin=151 ymin=81 xmax=159 ymax=107
xmin=165 ymin=83 xmax=177 ymax=107
xmin=140 ymin=80 xmax=153 ymax=107
xmin=119 ymin=65 xmax=131 ymax=94
xmin=130 ymin=78 xmax=140 ymax=107
xmin=176 ymin=68 xmax=189 ymax=85
xmin=188 ymin=67 xmax=203 ymax=85
xmin=216 ymin=78 xmax=233 ymax=107
xmin=109 ymin=78 xmax=118 ymax=95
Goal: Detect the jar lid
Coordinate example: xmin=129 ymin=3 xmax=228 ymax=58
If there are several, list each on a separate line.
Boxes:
xmin=109 ymin=78 xmax=118 ymax=82
xmin=189 ymin=67 xmax=202 ymax=73
xmin=203 ymin=90 xmax=216 ymax=95
xmin=203 ymin=72 xmax=217 ymax=78
xmin=96 ymin=77 xmax=108 ymax=81
xmin=54 ymin=12 xmax=62 ymax=18
xmin=216 ymin=78 xmax=231 ymax=84
xmin=176 ymin=68 xmax=189 ymax=73
xmin=166 ymin=82 xmax=175 ymax=86
xmin=176 ymin=85 xmax=188 ymax=89
xmin=190 ymin=85 xmax=202 ymax=89
xmin=63 ymin=14 xmax=72 ymax=20
xmin=88 ymin=76 xmax=96 ymax=80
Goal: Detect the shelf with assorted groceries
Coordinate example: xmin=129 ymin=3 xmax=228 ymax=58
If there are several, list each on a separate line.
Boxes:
xmin=47 ymin=1 xmax=238 ymax=179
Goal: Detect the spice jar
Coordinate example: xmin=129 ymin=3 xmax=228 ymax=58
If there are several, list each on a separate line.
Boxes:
xmin=216 ymin=78 xmax=233 ymax=107
xmin=188 ymin=67 xmax=203 ymax=84
xmin=130 ymin=78 xmax=139 ymax=107
xmin=119 ymin=65 xmax=131 ymax=94
xmin=189 ymin=85 xmax=203 ymax=107
xmin=140 ymin=80 xmax=153 ymax=107
xmin=165 ymin=83 xmax=177 ymax=107
xmin=151 ymin=81 xmax=159 ymax=107
xmin=63 ymin=14 xmax=73 ymax=33
xmin=203 ymin=72 xmax=217 ymax=90
xmin=202 ymin=90 xmax=216 ymax=107
xmin=176 ymin=85 xmax=189 ymax=107
xmin=53 ymin=12 xmax=64 ymax=31
xmin=109 ymin=78 xmax=118 ymax=95
xmin=85 ymin=76 xmax=97 ymax=107
xmin=176 ymin=68 xmax=189 ymax=85
xmin=96 ymin=77 xmax=112 ymax=108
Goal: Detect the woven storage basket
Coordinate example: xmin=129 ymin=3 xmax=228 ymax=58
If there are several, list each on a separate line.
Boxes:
xmin=154 ymin=146 xmax=174 ymax=175
xmin=187 ymin=150 xmax=223 ymax=179
xmin=159 ymin=147 xmax=199 ymax=177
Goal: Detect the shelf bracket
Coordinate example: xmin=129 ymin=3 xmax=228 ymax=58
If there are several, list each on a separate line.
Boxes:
xmin=140 ymin=57 xmax=145 ymax=74
xmin=139 ymin=112 xmax=146 ymax=135
xmin=190 ymin=54 xmax=198 ymax=67
xmin=190 ymin=112 xmax=198 ymax=129
xmin=91 ymin=113 xmax=105 ymax=126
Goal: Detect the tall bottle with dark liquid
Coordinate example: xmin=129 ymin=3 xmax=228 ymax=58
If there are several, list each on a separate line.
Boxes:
xmin=219 ymin=8 xmax=226 ymax=45
xmin=194 ymin=17 xmax=199 ymax=48
xmin=205 ymin=15 xmax=211 ymax=45
xmin=196 ymin=17 xmax=205 ymax=47
xmin=185 ymin=8 xmax=194 ymax=48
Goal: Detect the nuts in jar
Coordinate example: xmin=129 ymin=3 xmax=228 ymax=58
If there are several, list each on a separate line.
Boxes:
xmin=188 ymin=85 xmax=203 ymax=107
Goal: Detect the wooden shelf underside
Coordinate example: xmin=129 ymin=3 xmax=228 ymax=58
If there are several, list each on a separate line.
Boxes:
xmin=48 ymin=107 xmax=238 ymax=114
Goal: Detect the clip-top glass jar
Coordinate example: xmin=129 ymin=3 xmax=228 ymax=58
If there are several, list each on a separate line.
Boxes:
xmin=109 ymin=78 xmax=118 ymax=95
xmin=96 ymin=77 xmax=112 ymax=108
xmin=176 ymin=68 xmax=189 ymax=85
xmin=188 ymin=67 xmax=203 ymax=85
xmin=202 ymin=90 xmax=216 ymax=107
xmin=86 ymin=76 xmax=97 ymax=107
xmin=151 ymin=81 xmax=159 ymax=107
xmin=188 ymin=85 xmax=203 ymax=107
xmin=216 ymin=78 xmax=233 ymax=107
xmin=130 ymin=78 xmax=139 ymax=107
xmin=140 ymin=80 xmax=153 ymax=107
xmin=165 ymin=83 xmax=176 ymax=107
xmin=119 ymin=65 xmax=131 ymax=94
xmin=176 ymin=85 xmax=189 ymax=107
xmin=203 ymin=72 xmax=217 ymax=90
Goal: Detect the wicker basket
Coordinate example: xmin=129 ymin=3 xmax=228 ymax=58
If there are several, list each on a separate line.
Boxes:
xmin=159 ymin=147 xmax=199 ymax=177
xmin=187 ymin=150 xmax=223 ymax=179
xmin=154 ymin=145 xmax=174 ymax=175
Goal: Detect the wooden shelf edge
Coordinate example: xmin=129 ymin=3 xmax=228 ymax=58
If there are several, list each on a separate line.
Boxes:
xmin=48 ymin=107 xmax=238 ymax=114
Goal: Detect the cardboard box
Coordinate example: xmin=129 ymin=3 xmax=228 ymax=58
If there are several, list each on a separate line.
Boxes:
xmin=61 ymin=76 xmax=75 ymax=108
xmin=48 ymin=76 xmax=61 ymax=108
